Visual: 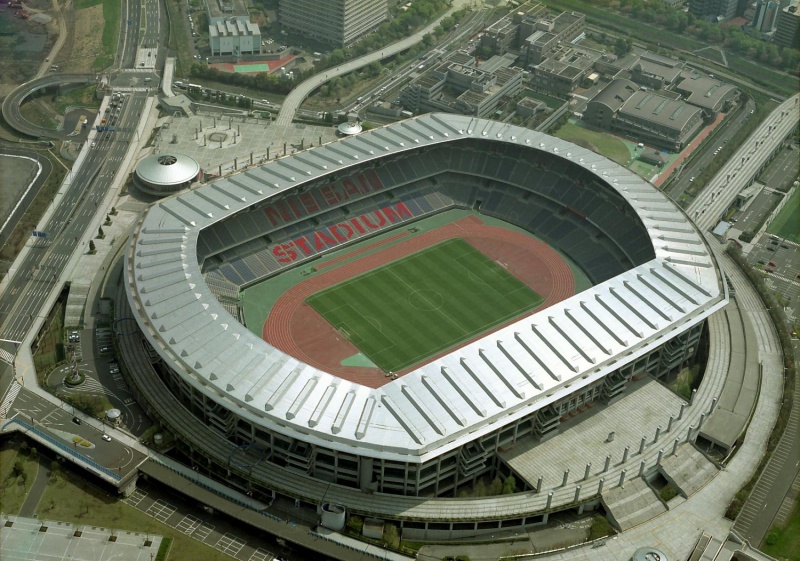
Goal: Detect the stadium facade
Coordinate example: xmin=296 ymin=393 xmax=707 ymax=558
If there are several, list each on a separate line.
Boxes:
xmin=123 ymin=114 xmax=726 ymax=536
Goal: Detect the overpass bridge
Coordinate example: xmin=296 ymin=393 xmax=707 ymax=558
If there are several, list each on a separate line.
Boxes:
xmin=2 ymin=73 xmax=96 ymax=139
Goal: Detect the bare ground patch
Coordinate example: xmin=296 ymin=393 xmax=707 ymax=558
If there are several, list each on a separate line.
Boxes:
xmin=59 ymin=4 xmax=104 ymax=73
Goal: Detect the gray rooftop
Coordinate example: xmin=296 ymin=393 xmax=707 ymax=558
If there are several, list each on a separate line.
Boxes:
xmin=619 ymin=91 xmax=703 ymax=131
xmin=676 ymin=75 xmax=737 ymax=111
xmin=589 ymin=78 xmax=639 ymax=112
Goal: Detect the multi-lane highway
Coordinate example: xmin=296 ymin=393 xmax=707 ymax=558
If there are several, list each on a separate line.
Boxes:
xmin=667 ymin=97 xmax=756 ymax=202
xmin=688 ymin=94 xmax=799 ymax=232
xmin=0 ymin=92 xmax=148 ymax=345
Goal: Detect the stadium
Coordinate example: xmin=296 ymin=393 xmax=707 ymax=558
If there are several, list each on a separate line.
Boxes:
xmin=123 ymin=113 xmax=727 ymax=536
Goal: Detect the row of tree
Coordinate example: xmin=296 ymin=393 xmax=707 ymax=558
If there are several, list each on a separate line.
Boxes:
xmin=586 ymin=0 xmax=799 ymax=71
xmin=188 ymin=0 xmax=465 ymax=98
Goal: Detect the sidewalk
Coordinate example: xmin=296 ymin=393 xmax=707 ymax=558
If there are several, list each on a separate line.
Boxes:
xmin=654 ymin=112 xmax=725 ymax=188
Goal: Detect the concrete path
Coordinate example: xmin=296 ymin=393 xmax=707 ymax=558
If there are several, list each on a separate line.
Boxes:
xmin=17 ymin=456 xmax=47 ymax=517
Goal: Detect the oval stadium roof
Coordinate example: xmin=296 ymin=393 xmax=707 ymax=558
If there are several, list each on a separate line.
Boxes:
xmin=126 ymin=113 xmax=726 ymax=462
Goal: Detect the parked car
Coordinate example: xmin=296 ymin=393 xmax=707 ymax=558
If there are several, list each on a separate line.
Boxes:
xmin=68 ymin=331 xmax=80 ymax=342
xmin=72 ymin=417 xmax=82 ymax=425
xmin=102 ymin=434 xmax=112 ymax=442
xmin=99 ymin=345 xmax=112 ymax=355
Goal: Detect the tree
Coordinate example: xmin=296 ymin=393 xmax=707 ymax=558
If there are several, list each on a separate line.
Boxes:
xmin=12 ymin=460 xmax=24 ymax=478
xmin=367 ymin=60 xmax=382 ymax=77
xmin=345 ymin=515 xmax=363 ymax=534
xmin=383 ymin=523 xmax=400 ymax=548
xmin=88 ymin=240 xmax=96 ymax=253
xmin=490 ymin=476 xmax=503 ymax=495
xmin=502 ymin=475 xmax=516 ymax=494
xmin=473 ymin=478 xmax=486 ymax=497
xmin=97 ymin=226 xmax=104 ymax=238
xmin=589 ymin=515 xmax=613 ymax=539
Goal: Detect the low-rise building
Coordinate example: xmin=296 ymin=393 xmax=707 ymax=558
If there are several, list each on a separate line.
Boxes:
xmin=520 ymin=10 xmax=584 ymax=66
xmin=399 ymin=53 xmax=523 ymax=119
xmin=529 ymin=43 xmax=602 ymax=94
xmin=207 ymin=0 xmax=249 ymax=21
xmin=515 ymin=96 xmax=546 ymax=118
xmin=675 ymin=74 xmax=737 ymax=116
xmin=629 ymin=52 xmax=685 ymax=90
xmin=584 ymin=79 xmax=704 ymax=151
xmin=209 ymin=17 xmax=261 ymax=56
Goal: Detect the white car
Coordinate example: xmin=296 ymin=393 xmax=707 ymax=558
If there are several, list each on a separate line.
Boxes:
xmin=101 ymin=434 xmax=112 ymax=442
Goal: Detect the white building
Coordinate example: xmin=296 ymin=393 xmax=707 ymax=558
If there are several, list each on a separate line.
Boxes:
xmin=209 ymin=17 xmax=261 ymax=56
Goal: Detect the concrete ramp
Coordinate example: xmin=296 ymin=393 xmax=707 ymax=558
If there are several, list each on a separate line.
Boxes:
xmin=601 ymin=476 xmax=666 ymax=531
xmin=660 ymin=443 xmax=718 ymax=499
xmin=64 ymin=282 xmax=90 ymax=327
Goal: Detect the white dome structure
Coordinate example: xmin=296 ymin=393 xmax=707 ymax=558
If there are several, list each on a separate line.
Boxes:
xmin=337 ymin=121 xmax=362 ymax=136
xmin=134 ymin=153 xmax=200 ymax=196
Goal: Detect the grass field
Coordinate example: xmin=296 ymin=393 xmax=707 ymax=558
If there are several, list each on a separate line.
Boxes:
xmin=306 ymin=238 xmax=543 ymax=372
xmin=763 ymin=497 xmax=800 ymax=559
xmin=767 ymin=188 xmax=800 ymax=244
xmin=75 ymin=0 xmax=120 ymax=71
xmin=554 ymin=122 xmax=631 ymax=166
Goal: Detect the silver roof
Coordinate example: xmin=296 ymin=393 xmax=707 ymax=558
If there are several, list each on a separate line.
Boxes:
xmin=135 ymin=153 xmax=200 ymax=186
xmin=126 ymin=113 xmax=726 ymax=462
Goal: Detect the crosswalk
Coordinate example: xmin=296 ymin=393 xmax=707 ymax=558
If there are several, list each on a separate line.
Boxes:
xmin=0 ymin=382 xmax=22 ymax=419
xmin=0 ymin=348 xmax=14 ymax=365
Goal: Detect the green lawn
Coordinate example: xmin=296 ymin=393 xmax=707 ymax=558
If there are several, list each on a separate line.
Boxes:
xmin=0 ymin=444 xmax=39 ymax=515
xmin=75 ymin=0 xmax=120 ymax=71
xmin=307 ymin=238 xmax=543 ymax=372
xmin=37 ymin=468 xmax=232 ymax=561
xmin=767 ymin=188 xmax=800 ymax=244
xmin=763 ymin=497 xmax=800 ymax=559
xmin=554 ymin=122 xmax=632 ymax=166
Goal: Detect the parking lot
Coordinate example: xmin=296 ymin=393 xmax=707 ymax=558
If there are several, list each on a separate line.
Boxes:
xmin=52 ymin=325 xmax=149 ymax=434
xmin=748 ymin=235 xmax=800 ymax=324
xmin=124 ymin=485 xmax=288 ymax=561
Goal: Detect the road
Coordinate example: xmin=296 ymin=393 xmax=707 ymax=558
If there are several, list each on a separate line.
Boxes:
xmin=274 ymin=0 xmax=479 ymax=126
xmin=681 ymin=94 xmax=800 ymax=548
xmin=667 ymin=97 xmax=755 ymax=202
xmin=0 ymin=93 xmax=147 ymax=345
xmin=1 ymin=74 xmax=97 ymax=139
xmin=36 ymin=0 xmax=68 ymax=80
xmin=687 ymin=94 xmax=799 ymax=232
xmin=0 ymin=149 xmax=53 ymax=251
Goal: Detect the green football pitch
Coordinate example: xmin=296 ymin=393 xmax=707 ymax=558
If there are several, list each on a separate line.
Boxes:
xmin=306 ymin=238 xmax=544 ymax=373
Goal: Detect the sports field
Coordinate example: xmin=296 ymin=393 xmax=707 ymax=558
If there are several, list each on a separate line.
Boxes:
xmin=306 ymin=238 xmax=543 ymax=373
xmin=767 ymin=188 xmax=800 ymax=244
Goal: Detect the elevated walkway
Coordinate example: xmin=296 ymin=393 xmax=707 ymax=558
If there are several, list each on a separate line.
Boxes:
xmin=699 ymin=299 xmax=760 ymax=453
xmin=64 ymin=282 xmax=90 ymax=328
xmin=138 ymin=459 xmax=402 ymax=560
